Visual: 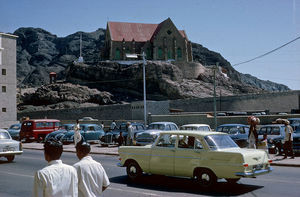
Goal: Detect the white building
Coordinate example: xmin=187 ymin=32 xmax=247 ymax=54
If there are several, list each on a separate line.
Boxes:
xmin=0 ymin=33 xmax=18 ymax=129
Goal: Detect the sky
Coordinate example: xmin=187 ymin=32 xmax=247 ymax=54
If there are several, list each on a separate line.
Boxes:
xmin=1 ymin=0 xmax=300 ymax=90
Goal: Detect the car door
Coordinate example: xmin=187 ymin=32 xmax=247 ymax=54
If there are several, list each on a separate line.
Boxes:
xmin=175 ymin=135 xmax=203 ymax=177
xmin=84 ymin=125 xmax=96 ymax=141
xmin=149 ymin=133 xmax=176 ymax=176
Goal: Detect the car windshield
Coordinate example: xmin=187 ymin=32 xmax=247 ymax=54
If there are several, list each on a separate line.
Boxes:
xmin=9 ymin=125 xmax=20 ymax=130
xmin=181 ymin=126 xmax=210 ymax=131
xmin=0 ymin=132 xmax=10 ymax=139
xmin=204 ymin=134 xmax=238 ymax=150
xmin=148 ymin=124 xmax=165 ymax=130
xmin=220 ymin=126 xmax=243 ymax=134
xmin=290 ymin=119 xmax=300 ymax=124
xmin=64 ymin=125 xmax=74 ymax=130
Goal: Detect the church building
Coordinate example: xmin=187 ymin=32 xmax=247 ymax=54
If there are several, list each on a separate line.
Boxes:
xmin=103 ymin=18 xmax=193 ymax=62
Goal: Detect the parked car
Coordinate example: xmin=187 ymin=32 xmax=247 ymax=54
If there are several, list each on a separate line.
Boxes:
xmin=61 ymin=124 xmax=105 ymax=144
xmin=118 ymin=130 xmax=272 ymax=186
xmin=263 ymin=124 xmax=300 ymax=154
xmin=135 ymin=122 xmax=178 ymax=145
xmin=258 ymin=124 xmax=285 ymax=154
xmin=180 ymin=124 xmax=212 ymax=132
xmin=0 ymin=129 xmax=23 ymax=162
xmin=288 ymin=118 xmax=300 ymax=130
xmin=100 ymin=122 xmax=145 ymax=146
xmin=7 ymin=123 xmax=21 ymax=140
xmin=19 ymin=119 xmax=61 ymax=142
xmin=45 ymin=124 xmax=75 ymax=142
xmin=216 ymin=124 xmax=249 ymax=148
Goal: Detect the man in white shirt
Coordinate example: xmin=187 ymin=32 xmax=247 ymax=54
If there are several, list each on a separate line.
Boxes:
xmin=74 ymin=119 xmax=82 ymax=146
xmin=110 ymin=120 xmax=117 ymax=131
xmin=74 ymin=140 xmax=110 ymax=197
xmin=126 ymin=122 xmax=134 ymax=146
xmin=33 ymin=140 xmax=78 ymax=197
xmin=283 ymin=119 xmax=295 ymax=159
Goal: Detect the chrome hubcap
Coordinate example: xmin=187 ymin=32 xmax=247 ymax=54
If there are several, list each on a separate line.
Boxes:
xmin=130 ymin=166 xmax=137 ymax=174
xmin=202 ymin=173 xmax=210 ymax=182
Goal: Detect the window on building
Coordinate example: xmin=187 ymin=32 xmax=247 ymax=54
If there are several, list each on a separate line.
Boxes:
xmin=2 ymin=86 xmax=6 ymax=92
xmin=158 ymin=47 xmax=163 ymax=59
xmin=177 ymin=47 xmax=182 ymax=59
xmin=115 ymin=48 xmax=120 ymax=59
xmin=146 ymin=48 xmax=151 ymax=59
xmin=168 ymin=49 xmax=172 ymax=59
xmin=2 ymin=108 xmax=6 ymax=112
xmin=1 ymin=69 xmax=6 ymax=75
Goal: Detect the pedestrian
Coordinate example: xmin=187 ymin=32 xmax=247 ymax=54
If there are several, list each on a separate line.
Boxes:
xmin=74 ymin=140 xmax=110 ymax=197
xmin=110 ymin=120 xmax=117 ymax=131
xmin=126 ymin=122 xmax=133 ymax=146
xmin=74 ymin=119 xmax=82 ymax=146
xmin=33 ymin=140 xmax=78 ymax=197
xmin=100 ymin=121 xmax=105 ymax=130
xmin=283 ymin=119 xmax=295 ymax=159
xmin=117 ymin=131 xmax=124 ymax=146
xmin=247 ymin=116 xmax=259 ymax=149
xmin=258 ymin=133 xmax=269 ymax=154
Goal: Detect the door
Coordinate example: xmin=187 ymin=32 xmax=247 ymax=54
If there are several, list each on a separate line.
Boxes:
xmin=149 ymin=134 xmax=176 ymax=176
xmin=175 ymin=135 xmax=203 ymax=177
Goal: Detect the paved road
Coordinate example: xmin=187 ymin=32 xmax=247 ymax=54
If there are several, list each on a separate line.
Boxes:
xmin=1 ymin=149 xmax=300 ymax=197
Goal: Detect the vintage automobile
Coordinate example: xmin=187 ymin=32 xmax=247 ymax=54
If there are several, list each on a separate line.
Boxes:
xmin=216 ymin=124 xmax=249 ymax=148
xmin=7 ymin=123 xmax=21 ymax=140
xmin=45 ymin=124 xmax=75 ymax=142
xmin=0 ymin=129 xmax=23 ymax=162
xmin=61 ymin=124 xmax=105 ymax=144
xmin=180 ymin=124 xmax=212 ymax=132
xmin=288 ymin=118 xmax=300 ymax=130
xmin=135 ymin=122 xmax=178 ymax=146
xmin=100 ymin=122 xmax=145 ymax=146
xmin=258 ymin=124 xmax=286 ymax=154
xmin=118 ymin=131 xmax=272 ymax=186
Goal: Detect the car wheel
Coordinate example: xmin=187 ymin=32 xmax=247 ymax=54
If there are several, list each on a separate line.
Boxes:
xmin=126 ymin=161 xmax=142 ymax=181
xmin=6 ymin=155 xmax=15 ymax=162
xmin=226 ymin=178 xmax=240 ymax=184
xmin=195 ymin=169 xmax=217 ymax=187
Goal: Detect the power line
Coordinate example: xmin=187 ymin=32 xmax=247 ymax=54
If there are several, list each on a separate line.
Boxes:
xmin=232 ymin=35 xmax=300 ymax=67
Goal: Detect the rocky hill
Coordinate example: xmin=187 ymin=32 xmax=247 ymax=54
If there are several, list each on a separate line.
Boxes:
xmin=13 ymin=27 xmax=290 ymax=110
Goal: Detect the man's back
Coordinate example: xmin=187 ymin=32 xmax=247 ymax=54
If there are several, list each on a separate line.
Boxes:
xmin=74 ymin=156 xmax=110 ymax=197
xmin=34 ymin=160 xmax=78 ymax=197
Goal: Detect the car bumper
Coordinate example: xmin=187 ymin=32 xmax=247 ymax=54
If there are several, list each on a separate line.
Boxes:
xmin=0 ymin=151 xmax=23 ymax=156
xmin=235 ymin=167 xmax=273 ymax=178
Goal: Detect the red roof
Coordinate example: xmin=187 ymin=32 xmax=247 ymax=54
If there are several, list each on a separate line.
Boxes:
xmin=108 ymin=20 xmax=188 ymax=42
xmin=108 ymin=22 xmax=158 ymax=42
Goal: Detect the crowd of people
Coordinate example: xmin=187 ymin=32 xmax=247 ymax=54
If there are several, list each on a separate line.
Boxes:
xmin=247 ymin=116 xmax=295 ymax=159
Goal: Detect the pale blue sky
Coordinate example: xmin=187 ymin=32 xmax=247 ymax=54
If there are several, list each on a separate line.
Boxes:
xmin=1 ymin=0 xmax=299 ymax=89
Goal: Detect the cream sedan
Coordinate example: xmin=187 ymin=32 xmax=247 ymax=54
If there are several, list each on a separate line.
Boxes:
xmin=0 ymin=129 xmax=23 ymax=162
xmin=118 ymin=130 xmax=272 ymax=187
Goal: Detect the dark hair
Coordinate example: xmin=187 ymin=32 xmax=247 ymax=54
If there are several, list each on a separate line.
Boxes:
xmin=44 ymin=139 xmax=63 ymax=160
xmin=76 ymin=140 xmax=91 ymax=155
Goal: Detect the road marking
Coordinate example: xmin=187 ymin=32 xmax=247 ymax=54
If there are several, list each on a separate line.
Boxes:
xmin=108 ymin=186 xmax=164 ymax=196
xmin=0 ymin=171 xmax=34 ymax=178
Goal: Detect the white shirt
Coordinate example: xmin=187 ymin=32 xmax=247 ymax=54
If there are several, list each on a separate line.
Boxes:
xmin=33 ymin=160 xmax=78 ymax=197
xmin=127 ymin=125 xmax=134 ymax=139
xmin=110 ymin=122 xmax=116 ymax=130
xmin=284 ymin=125 xmax=294 ymax=142
xmin=74 ymin=123 xmax=82 ymax=146
xmin=73 ymin=156 xmax=110 ymax=197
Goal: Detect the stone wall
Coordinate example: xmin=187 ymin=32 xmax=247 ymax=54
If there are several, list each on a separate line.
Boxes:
xmin=169 ymin=91 xmax=300 ymax=114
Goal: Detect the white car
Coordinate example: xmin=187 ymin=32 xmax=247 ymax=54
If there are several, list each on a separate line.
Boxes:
xmin=0 ymin=129 xmax=23 ymax=162
xmin=180 ymin=124 xmax=212 ymax=132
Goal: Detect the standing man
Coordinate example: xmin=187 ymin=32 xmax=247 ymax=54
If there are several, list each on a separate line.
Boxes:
xmin=247 ymin=116 xmax=259 ymax=149
xmin=283 ymin=119 xmax=295 ymax=159
xmin=110 ymin=120 xmax=117 ymax=131
xmin=74 ymin=119 xmax=82 ymax=146
xmin=126 ymin=122 xmax=134 ymax=146
xmin=74 ymin=140 xmax=110 ymax=197
xmin=33 ymin=140 xmax=78 ymax=197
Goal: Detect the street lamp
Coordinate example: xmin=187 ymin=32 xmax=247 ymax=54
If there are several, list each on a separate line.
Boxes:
xmin=126 ymin=52 xmax=147 ymax=127
xmin=213 ymin=62 xmax=219 ymax=130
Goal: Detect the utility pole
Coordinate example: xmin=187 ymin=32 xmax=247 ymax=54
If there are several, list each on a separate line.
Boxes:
xmin=142 ymin=52 xmax=147 ymax=127
xmin=213 ymin=62 xmax=219 ymax=130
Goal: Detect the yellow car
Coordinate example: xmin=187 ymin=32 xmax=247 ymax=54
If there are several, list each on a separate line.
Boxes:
xmin=118 ymin=130 xmax=272 ymax=187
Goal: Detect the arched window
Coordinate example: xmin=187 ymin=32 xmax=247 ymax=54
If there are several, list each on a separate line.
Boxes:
xmin=158 ymin=47 xmax=163 ymax=59
xmin=168 ymin=49 xmax=172 ymax=59
xmin=177 ymin=47 xmax=182 ymax=59
xmin=115 ymin=48 xmax=120 ymax=60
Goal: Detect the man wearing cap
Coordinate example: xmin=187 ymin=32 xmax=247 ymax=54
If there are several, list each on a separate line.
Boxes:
xmin=74 ymin=140 xmax=110 ymax=197
xmin=33 ymin=140 xmax=78 ymax=197
xmin=283 ymin=119 xmax=295 ymax=159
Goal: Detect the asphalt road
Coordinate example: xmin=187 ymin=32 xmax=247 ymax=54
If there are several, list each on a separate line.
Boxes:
xmin=1 ymin=149 xmax=300 ymax=197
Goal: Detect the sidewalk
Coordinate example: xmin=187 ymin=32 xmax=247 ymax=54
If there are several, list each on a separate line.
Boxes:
xmin=22 ymin=143 xmax=300 ymax=167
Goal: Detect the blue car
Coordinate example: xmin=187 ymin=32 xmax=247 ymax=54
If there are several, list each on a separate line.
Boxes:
xmin=216 ymin=124 xmax=249 ymax=148
xmin=45 ymin=124 xmax=75 ymax=142
xmin=7 ymin=123 xmax=21 ymax=140
xmin=61 ymin=124 xmax=105 ymax=144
